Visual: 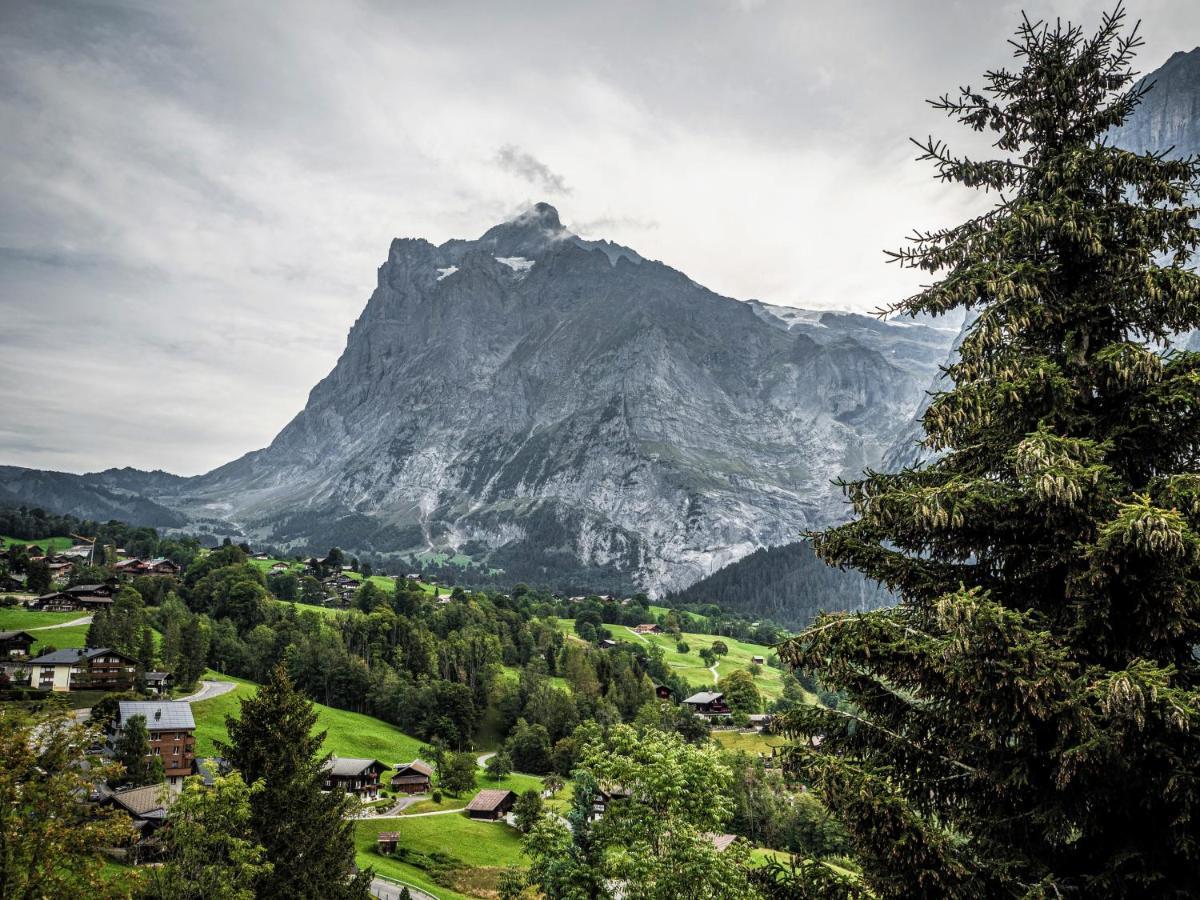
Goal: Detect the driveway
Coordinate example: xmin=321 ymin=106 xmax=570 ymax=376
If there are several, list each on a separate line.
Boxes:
xmin=178 ymin=679 xmax=237 ymax=703
xmin=370 ymin=876 xmax=436 ymax=900
xmin=29 ymin=615 xmax=93 ymax=629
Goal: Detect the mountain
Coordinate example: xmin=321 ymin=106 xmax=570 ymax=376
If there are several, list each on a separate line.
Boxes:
xmin=13 ymin=49 xmax=1196 ymax=597
xmin=666 ymin=540 xmax=892 ymax=630
xmin=1108 ymin=47 xmax=1200 ymax=157
xmin=0 ymin=204 xmax=953 ymax=593
xmin=0 ymin=465 xmax=186 ymax=528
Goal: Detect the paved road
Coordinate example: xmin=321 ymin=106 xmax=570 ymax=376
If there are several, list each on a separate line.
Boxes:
xmin=29 ymin=615 xmax=93 ymax=629
xmin=365 ymin=807 xmax=467 ymax=820
xmin=371 ymin=876 xmax=436 ymax=900
xmin=476 ymin=751 xmax=495 ymax=768
xmin=178 ymin=679 xmax=237 ymax=703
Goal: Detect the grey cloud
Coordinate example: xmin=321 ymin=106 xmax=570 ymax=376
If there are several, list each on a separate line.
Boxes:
xmin=495 ymin=145 xmax=572 ymax=195
xmin=1 ymin=0 xmax=1199 ymax=475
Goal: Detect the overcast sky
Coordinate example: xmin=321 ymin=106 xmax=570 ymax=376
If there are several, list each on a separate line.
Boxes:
xmin=2 ymin=0 xmax=1197 ymax=476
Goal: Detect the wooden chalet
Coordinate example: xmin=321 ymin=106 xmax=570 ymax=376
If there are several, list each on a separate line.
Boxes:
xmin=0 ymin=630 xmax=35 ymax=659
xmin=681 ymin=691 xmax=731 ymax=717
xmin=104 ymin=783 xmax=176 ymax=840
xmin=633 ymin=623 xmax=662 ymax=634
xmin=389 ymin=759 xmax=434 ymax=794
xmin=322 ymin=756 xmax=387 ymax=799
xmin=142 ymin=558 xmax=181 ymax=576
xmin=708 ymin=833 xmax=741 ymax=853
xmin=590 ymin=785 xmax=631 ymax=821
xmin=376 ymin=831 xmax=400 ymax=855
xmin=143 ymin=671 xmax=173 ymax=696
xmin=32 ymin=583 xmax=117 ymax=612
xmin=653 ymin=683 xmax=672 ymax=701
xmin=29 ymin=647 xmax=138 ymax=692
xmin=466 ymin=788 xmax=516 ymax=820
xmin=113 ymin=701 xmax=197 ymax=785
xmin=599 ymin=639 xmax=618 ymax=649
xmin=751 ymin=655 xmax=766 ymax=665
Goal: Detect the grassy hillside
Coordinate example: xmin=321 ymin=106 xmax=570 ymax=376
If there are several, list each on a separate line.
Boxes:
xmin=190 ymin=673 xmax=427 ymax=766
xmin=1 ymin=534 xmax=75 ymax=552
xmin=554 ymin=619 xmax=787 ymax=700
xmin=0 ymin=608 xmax=87 ymax=630
xmin=355 ymin=816 xmax=525 ymax=900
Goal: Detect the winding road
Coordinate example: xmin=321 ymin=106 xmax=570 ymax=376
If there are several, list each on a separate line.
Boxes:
xmin=178 ymin=679 xmax=237 ymax=703
xmin=29 ymin=615 xmax=93 ymax=629
xmin=370 ymin=876 xmax=436 ymax=900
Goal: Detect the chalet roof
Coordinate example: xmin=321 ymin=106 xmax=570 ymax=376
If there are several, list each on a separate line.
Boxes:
xmin=144 ymin=671 xmax=171 ymax=682
xmin=114 ymin=558 xmax=143 ymax=567
xmin=109 ymin=783 xmax=174 ymax=819
xmin=65 ymin=584 xmax=107 ymax=593
xmin=192 ymin=757 xmax=228 ymax=786
xmin=119 ymin=701 xmax=195 ymax=731
xmin=708 ymin=833 xmax=739 ymax=852
xmin=323 ymin=756 xmax=387 ymax=778
xmin=377 ymin=831 xmax=400 ymax=842
xmin=682 ymin=691 xmax=724 ymax=705
xmin=29 ymin=647 xmax=136 ymax=666
xmin=393 ymin=759 xmax=434 ymax=777
xmin=0 ymin=630 xmax=35 ymax=642
xmin=467 ymin=789 xmax=515 ymax=812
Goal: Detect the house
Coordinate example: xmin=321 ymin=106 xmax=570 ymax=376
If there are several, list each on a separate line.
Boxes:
xmin=114 ymin=558 xmax=146 ymax=575
xmin=29 ymin=648 xmax=139 ymax=692
xmin=653 ymin=684 xmax=672 ymax=701
xmin=751 ymin=656 xmax=766 ymax=666
xmin=46 ymin=560 xmax=75 ymax=581
xmin=466 ymin=789 xmax=516 ymax=820
xmin=269 ymin=562 xmax=290 ymax=572
xmin=113 ymin=701 xmax=197 ymax=785
xmin=32 ymin=583 xmax=117 ymax=612
xmin=390 ymin=759 xmax=434 ymax=794
xmin=681 ymin=691 xmax=731 ymax=717
xmin=192 ymin=756 xmax=231 ymax=786
xmin=633 ymin=623 xmax=662 ymax=634
xmin=105 ymin=782 xmax=176 ymax=839
xmin=590 ymin=785 xmax=631 ymax=820
xmin=708 ymin=833 xmax=741 ymax=853
xmin=142 ymin=558 xmax=181 ymax=576
xmin=0 ymin=630 xmax=35 ymax=659
xmin=748 ymin=713 xmax=773 ymax=731
xmin=0 ymin=572 xmax=27 ymax=592
xmin=599 ymin=639 xmax=618 ymax=649
xmin=143 ymin=671 xmax=173 ymax=696
xmin=376 ymin=831 xmax=400 ymax=855
xmin=322 ymin=757 xmax=387 ymax=800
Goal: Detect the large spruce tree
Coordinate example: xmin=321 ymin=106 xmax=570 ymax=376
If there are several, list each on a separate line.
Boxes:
xmin=777 ymin=8 xmax=1200 ymax=897
xmin=218 ymin=664 xmax=371 ymax=899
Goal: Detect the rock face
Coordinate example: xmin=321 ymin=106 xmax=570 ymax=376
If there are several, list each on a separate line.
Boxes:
xmin=1108 ymin=47 xmax=1200 ymax=158
xmin=157 ymin=203 xmax=952 ymax=593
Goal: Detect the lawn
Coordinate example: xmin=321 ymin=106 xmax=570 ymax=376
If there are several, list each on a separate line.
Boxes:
xmin=711 ymin=728 xmax=789 ymax=756
xmin=0 ymin=608 xmax=88 ymax=630
xmin=553 ymin=619 xmax=788 ymax=700
xmin=191 ymin=673 xmax=428 ymax=778
xmin=1 ymin=534 xmax=75 ymax=552
xmin=30 ymin=623 xmax=91 ymax=653
xmin=355 ymin=814 xmax=525 ymax=899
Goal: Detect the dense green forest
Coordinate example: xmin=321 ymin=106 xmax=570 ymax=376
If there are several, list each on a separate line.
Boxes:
xmin=667 ymin=541 xmax=893 ymax=629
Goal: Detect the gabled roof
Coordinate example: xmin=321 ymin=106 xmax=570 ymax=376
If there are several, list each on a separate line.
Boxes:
xmin=108 ymin=783 xmax=174 ymax=819
xmin=467 ymin=789 xmax=516 ymax=812
xmin=0 ymin=630 xmax=35 ymax=642
xmin=29 ymin=647 xmax=138 ymax=666
xmin=119 ymin=701 xmax=195 ymax=731
xmin=682 ymin=691 xmax=724 ymax=705
xmin=393 ymin=759 xmax=434 ymax=777
xmin=708 ymin=833 xmax=739 ymax=852
xmin=323 ymin=756 xmax=387 ymax=778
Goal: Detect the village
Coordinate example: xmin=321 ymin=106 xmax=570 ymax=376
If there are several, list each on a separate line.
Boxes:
xmin=0 ymin=532 xmax=804 ymax=898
